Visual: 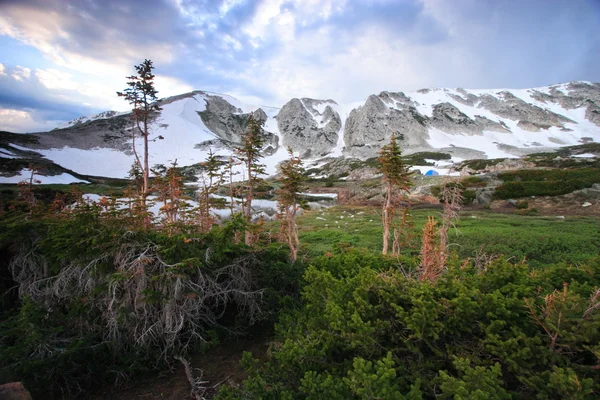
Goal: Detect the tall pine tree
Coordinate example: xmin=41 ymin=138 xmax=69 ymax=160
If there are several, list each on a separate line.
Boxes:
xmin=117 ymin=59 xmax=161 ymax=226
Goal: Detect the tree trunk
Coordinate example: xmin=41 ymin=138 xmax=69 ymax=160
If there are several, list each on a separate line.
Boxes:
xmin=382 ymin=183 xmax=392 ymax=254
xmin=286 ymin=206 xmax=299 ymax=262
xmin=142 ymin=101 xmax=150 ymax=228
xmin=244 ymin=159 xmax=253 ymax=246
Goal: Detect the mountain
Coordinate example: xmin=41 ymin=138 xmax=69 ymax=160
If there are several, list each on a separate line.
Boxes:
xmin=1 ymin=82 xmax=599 ymax=183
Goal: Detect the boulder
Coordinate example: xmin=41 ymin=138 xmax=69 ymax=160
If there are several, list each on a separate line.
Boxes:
xmin=473 ymin=188 xmax=495 ymax=206
xmin=0 ymin=382 xmax=32 ymax=400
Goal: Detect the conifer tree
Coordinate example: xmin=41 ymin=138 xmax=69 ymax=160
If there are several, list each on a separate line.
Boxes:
xmin=197 ymin=149 xmax=225 ymax=232
xmin=152 ymin=161 xmax=187 ymax=232
xmin=276 ymin=148 xmax=308 ymax=261
xmin=235 ymin=114 xmax=266 ymax=245
xmin=117 ymin=59 xmax=161 ymax=225
xmin=378 ymin=133 xmax=411 ymax=254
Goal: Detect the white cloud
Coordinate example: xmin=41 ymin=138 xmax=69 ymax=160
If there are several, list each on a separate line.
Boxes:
xmin=0 ymin=63 xmax=5 ymax=76
xmin=35 ymin=68 xmax=77 ymax=90
xmin=230 ymin=21 xmax=473 ymax=106
xmin=11 ymin=66 xmax=31 ymax=81
xmin=242 ymin=0 xmax=346 ymax=45
xmin=219 ymin=0 xmax=246 ymax=16
xmin=0 ymin=3 xmax=174 ymax=78
xmin=243 ymin=0 xmax=286 ymax=40
xmin=154 ymin=75 xmax=195 ymax=98
xmin=0 ymin=108 xmax=60 ymax=133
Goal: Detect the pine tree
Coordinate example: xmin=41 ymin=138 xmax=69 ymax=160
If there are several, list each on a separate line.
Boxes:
xmin=276 ymin=148 xmax=308 ymax=261
xmin=197 ymin=149 xmax=225 ymax=233
xmin=377 ymin=133 xmax=411 ymax=254
xmin=234 ymin=114 xmax=266 ymax=246
xmin=117 ymin=59 xmax=161 ymax=226
xmin=152 ymin=161 xmax=187 ymax=233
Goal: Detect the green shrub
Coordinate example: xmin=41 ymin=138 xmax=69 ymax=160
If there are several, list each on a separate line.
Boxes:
xmin=217 ymin=251 xmax=600 ymax=399
xmin=460 ymin=176 xmax=487 ymax=188
xmin=463 ymin=189 xmax=476 ymax=205
xmin=461 ymin=158 xmax=506 ymax=171
xmin=493 ymin=168 xmax=600 ymax=199
xmin=0 ymin=210 xmax=300 ymax=398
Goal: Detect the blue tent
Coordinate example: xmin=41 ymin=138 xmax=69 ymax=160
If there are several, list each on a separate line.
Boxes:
xmin=424 ymin=170 xmax=440 ymax=176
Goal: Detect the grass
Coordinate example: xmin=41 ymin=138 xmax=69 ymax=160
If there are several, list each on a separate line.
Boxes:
xmin=295 ymin=206 xmax=600 ymax=267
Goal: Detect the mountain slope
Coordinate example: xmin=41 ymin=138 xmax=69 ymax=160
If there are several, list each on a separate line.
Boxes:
xmin=344 ymin=81 xmax=600 ymax=159
xmin=1 ymin=81 xmax=599 ymax=183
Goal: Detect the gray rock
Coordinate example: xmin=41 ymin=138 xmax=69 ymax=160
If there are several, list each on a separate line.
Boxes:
xmin=517 ymin=120 xmax=546 ymax=132
xmin=276 ymin=98 xmax=340 ymax=158
xmin=585 ymin=101 xmax=600 ymax=127
xmin=449 ymin=90 xmax=478 ymax=106
xmin=577 ymin=187 xmax=600 ymax=200
xmin=430 ymin=103 xmax=481 ymax=135
xmin=473 ymin=188 xmax=495 ymax=206
xmin=199 ymin=95 xmax=278 ymax=154
xmin=474 ymin=115 xmax=511 ymax=133
xmin=343 ymin=94 xmax=431 ymax=158
xmin=478 ymin=91 xmax=574 ymax=128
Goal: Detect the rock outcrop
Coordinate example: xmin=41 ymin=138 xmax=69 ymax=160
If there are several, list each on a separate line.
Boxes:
xmin=276 ymin=98 xmax=341 ymax=158
xmin=343 ymin=94 xmax=431 ymax=158
xmin=199 ymin=95 xmax=278 ymax=154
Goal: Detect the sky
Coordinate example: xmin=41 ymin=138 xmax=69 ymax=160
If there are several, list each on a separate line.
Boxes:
xmin=0 ymin=0 xmax=599 ymax=133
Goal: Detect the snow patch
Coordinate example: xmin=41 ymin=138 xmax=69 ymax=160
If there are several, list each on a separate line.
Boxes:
xmin=0 ymin=170 xmax=89 ymax=184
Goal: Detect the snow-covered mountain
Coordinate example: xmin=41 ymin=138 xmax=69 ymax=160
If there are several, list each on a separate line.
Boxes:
xmin=55 ymin=110 xmax=128 ymax=130
xmin=1 ymin=82 xmax=599 ymax=183
xmin=344 ymin=82 xmax=600 ymax=160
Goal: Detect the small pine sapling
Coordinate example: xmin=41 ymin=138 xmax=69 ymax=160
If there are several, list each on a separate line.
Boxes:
xmin=392 ymin=206 xmax=415 ymax=255
xmin=419 ymin=215 xmax=444 ymax=281
xmin=152 ymin=161 xmax=188 ymax=233
xmin=276 ymin=148 xmax=308 ymax=261
xmin=438 ymin=180 xmax=464 ymax=266
xmin=377 ymin=133 xmax=412 ymax=254
xmin=17 ymin=164 xmax=41 ymax=214
xmin=234 ymin=114 xmax=266 ymax=246
xmin=197 ymin=149 xmax=225 ymax=233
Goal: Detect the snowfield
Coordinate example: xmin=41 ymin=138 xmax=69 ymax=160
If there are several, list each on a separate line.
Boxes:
xmin=1 ymin=169 xmax=89 ymax=184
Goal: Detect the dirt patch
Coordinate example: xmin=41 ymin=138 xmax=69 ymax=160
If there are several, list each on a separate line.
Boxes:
xmin=90 ymin=334 xmax=271 ymax=400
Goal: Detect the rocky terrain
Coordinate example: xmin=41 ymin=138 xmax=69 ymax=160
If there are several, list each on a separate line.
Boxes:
xmin=277 ymin=98 xmax=341 ymax=158
xmin=1 ymin=81 xmax=599 ymax=183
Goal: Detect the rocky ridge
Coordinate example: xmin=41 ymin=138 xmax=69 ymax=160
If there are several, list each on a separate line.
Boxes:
xmin=1 ymin=81 xmax=599 ymax=182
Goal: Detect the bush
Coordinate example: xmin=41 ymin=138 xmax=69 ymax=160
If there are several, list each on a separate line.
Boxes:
xmin=217 ymin=251 xmax=600 ymax=399
xmin=493 ymin=168 xmax=600 ymax=199
xmin=460 ymin=176 xmax=487 ymax=188
xmin=0 ymin=209 xmax=301 ymax=398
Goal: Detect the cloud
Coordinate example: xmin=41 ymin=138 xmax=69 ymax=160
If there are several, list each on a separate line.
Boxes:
xmin=0 ymin=0 xmax=599 ymax=133
xmin=11 ymin=66 xmax=31 ymax=81
xmin=0 ymin=108 xmax=62 ymax=133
